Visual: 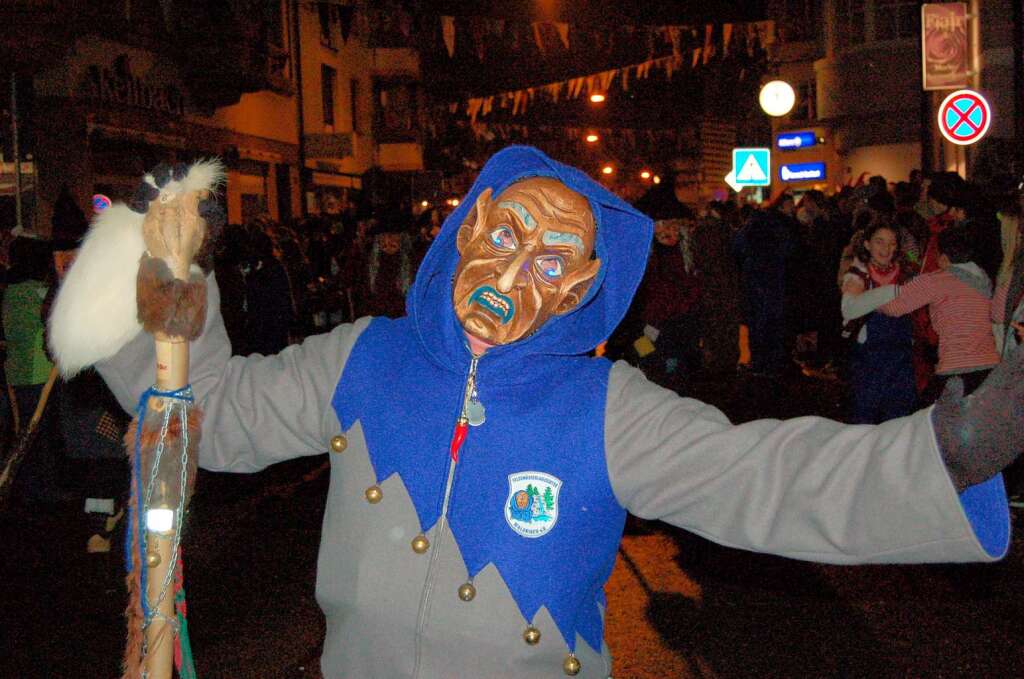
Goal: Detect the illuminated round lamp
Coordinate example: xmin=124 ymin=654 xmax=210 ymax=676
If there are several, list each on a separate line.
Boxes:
xmin=640 ymin=170 xmax=651 ymax=180
xmin=420 ymin=200 xmax=429 ymax=208
xmin=448 ymin=198 xmax=460 ymax=207
xmin=585 ymin=133 xmax=599 ymax=143
xmin=601 ymin=165 xmax=614 ymax=175
xmin=589 ymin=93 xmax=606 ymax=103
xmin=652 ymin=175 xmax=661 ymax=185
xmin=759 ymin=80 xmax=796 ymax=117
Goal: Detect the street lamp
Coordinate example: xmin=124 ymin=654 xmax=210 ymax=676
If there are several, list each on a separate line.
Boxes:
xmin=590 ymin=93 xmax=606 ymax=103
xmin=640 ymin=170 xmax=651 ymax=180
xmin=585 ymin=133 xmax=599 ymax=143
xmin=759 ymin=80 xmax=796 ymax=117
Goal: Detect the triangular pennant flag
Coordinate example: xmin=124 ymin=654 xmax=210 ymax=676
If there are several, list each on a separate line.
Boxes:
xmin=468 ymin=98 xmax=482 ymax=123
xmin=532 ymin=22 xmax=547 ymax=54
xmin=703 ymin=24 xmax=715 ymax=64
xmin=692 ymin=48 xmax=701 ymax=68
xmin=471 ymin=18 xmax=486 ymax=61
xmin=441 ymin=16 xmax=456 ymax=57
xmin=723 ymin=23 xmax=733 ymax=56
xmin=668 ymin=26 xmax=681 ymax=58
xmin=600 ymin=70 xmax=615 ymax=91
xmin=621 ymin=66 xmax=631 ymax=91
xmin=339 ymin=5 xmax=354 ymax=42
xmin=554 ymin=22 xmax=570 ymax=49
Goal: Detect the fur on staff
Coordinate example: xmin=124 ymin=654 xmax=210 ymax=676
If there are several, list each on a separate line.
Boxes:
xmin=137 ymin=255 xmax=208 ymax=340
xmin=122 ymin=404 xmax=202 ymax=679
xmin=48 ymin=159 xmax=224 ymax=377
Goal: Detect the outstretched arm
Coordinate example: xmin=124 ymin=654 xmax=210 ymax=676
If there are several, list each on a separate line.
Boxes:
xmin=50 ymin=163 xmax=368 ymax=472
xmin=96 ymin=276 xmax=369 ymax=472
xmin=604 ymin=362 xmax=1010 ymax=565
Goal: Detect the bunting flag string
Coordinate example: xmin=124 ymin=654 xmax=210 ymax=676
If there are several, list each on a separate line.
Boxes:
xmin=456 ymin=33 xmax=767 ymax=124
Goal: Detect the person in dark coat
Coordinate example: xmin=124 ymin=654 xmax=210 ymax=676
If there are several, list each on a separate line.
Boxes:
xmin=242 ymin=230 xmax=294 ymax=355
xmin=733 ymin=197 xmax=796 ymax=377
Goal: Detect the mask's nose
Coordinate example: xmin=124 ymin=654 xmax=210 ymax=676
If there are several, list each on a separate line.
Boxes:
xmin=496 ymin=250 xmax=531 ymax=293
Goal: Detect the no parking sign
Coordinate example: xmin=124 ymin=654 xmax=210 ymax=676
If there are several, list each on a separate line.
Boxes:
xmin=937 ymin=89 xmax=991 ymax=146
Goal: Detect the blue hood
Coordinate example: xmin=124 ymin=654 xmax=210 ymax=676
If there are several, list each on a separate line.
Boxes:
xmin=406 ymin=146 xmax=653 ymax=379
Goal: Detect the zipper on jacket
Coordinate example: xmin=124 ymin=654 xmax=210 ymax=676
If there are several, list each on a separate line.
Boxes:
xmin=412 ymin=354 xmax=480 ymax=677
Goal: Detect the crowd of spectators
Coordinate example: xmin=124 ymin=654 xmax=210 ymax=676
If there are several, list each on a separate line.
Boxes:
xmin=3 ymin=165 xmax=1024 ymax=528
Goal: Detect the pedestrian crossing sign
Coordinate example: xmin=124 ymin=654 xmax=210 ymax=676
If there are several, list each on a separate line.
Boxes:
xmin=732 ymin=148 xmax=771 ymax=187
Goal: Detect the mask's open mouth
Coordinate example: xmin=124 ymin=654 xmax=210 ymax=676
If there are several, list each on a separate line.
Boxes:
xmin=469 ymin=286 xmax=515 ymax=324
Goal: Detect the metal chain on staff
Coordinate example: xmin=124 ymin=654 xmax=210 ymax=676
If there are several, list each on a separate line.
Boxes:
xmin=127 ymin=385 xmax=197 ymax=678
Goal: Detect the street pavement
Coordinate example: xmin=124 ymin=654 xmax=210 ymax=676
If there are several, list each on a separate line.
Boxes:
xmin=2 ymin=367 xmax=1023 ymax=678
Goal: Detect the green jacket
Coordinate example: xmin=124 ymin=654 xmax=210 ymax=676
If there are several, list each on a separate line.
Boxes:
xmin=3 ymin=279 xmax=53 ymax=386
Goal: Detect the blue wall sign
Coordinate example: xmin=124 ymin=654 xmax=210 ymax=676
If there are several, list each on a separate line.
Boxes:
xmin=779 ymin=162 xmax=827 ymax=183
xmin=775 ymin=130 xmax=818 ymax=150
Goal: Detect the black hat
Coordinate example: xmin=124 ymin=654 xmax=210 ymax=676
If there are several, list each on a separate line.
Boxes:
xmin=928 ymin=172 xmax=970 ymax=209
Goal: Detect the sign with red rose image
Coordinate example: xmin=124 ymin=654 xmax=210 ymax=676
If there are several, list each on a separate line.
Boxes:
xmin=921 ymin=3 xmax=969 ymax=91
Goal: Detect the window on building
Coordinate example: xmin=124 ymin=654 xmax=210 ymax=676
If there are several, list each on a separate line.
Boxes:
xmin=319 ymin=2 xmax=336 ymax=48
xmin=265 ymin=0 xmax=285 ymax=48
xmin=835 ymin=0 xmax=866 ymax=47
xmin=874 ymin=0 xmax=919 ymax=41
xmin=322 ymin=65 xmax=337 ymax=127
xmin=781 ymin=0 xmax=821 ymax=43
xmin=791 ymin=80 xmax=817 ymax=121
xmin=350 ymin=79 xmax=360 ymax=134
xmin=374 ymin=79 xmax=419 ymax=143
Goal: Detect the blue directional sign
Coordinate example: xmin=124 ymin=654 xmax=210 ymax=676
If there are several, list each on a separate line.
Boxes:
xmin=779 ymin=161 xmax=827 ymax=183
xmin=732 ymin=148 xmax=771 ymax=187
xmin=776 ymin=130 xmax=818 ymax=150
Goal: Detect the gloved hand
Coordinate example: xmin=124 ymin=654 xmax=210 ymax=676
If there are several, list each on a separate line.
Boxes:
xmin=932 ymin=346 xmax=1024 ymax=492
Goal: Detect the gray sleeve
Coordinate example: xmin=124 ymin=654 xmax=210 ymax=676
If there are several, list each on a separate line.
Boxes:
xmin=841 ymin=284 xmax=897 ymax=321
xmin=96 ymin=274 xmax=370 ymax=473
xmin=604 ymin=361 xmax=1000 ymax=564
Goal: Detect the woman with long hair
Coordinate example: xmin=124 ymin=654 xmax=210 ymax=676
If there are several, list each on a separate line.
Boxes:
xmin=840 ymin=220 xmax=917 ymax=424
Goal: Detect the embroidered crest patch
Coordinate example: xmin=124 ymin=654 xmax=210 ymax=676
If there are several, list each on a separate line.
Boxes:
xmin=504 ymin=471 xmax=562 ymax=538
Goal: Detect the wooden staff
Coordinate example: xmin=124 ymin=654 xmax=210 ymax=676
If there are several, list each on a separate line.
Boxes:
xmin=140 ymin=188 xmax=208 ymax=679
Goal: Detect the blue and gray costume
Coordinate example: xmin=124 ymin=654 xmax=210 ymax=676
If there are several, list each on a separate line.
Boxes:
xmin=97 ymin=147 xmax=1009 ymax=679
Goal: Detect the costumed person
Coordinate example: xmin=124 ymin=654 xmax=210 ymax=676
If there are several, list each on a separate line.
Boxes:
xmin=634 ymin=210 xmax=702 ymax=386
xmin=839 ymin=221 xmax=917 ymax=424
xmin=356 ymin=213 xmax=413 ymax=319
xmin=49 ymin=147 xmax=1023 ymax=679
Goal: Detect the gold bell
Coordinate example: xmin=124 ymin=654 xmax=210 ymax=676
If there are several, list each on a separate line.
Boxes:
xmin=458 ymin=582 xmax=476 ymax=602
xmin=522 ymin=626 xmax=541 ymax=645
xmin=365 ymin=485 xmax=383 ymax=504
xmin=563 ymin=654 xmax=581 ymax=676
xmin=330 ymin=435 xmax=348 ymax=453
xmin=411 ymin=534 xmax=430 ymax=554
xmin=145 ymin=551 xmax=161 ymax=568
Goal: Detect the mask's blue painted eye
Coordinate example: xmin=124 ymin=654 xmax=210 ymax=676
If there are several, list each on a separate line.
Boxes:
xmin=536 ymin=255 xmax=564 ymax=280
xmin=489 ymin=225 xmax=516 ymax=250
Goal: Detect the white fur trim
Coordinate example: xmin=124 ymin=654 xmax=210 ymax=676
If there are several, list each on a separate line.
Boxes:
xmin=48 ymin=203 xmax=146 ymax=377
xmin=47 ymin=159 xmax=225 ymax=376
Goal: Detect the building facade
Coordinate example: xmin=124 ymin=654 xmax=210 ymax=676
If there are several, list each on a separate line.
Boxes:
xmin=767 ymin=0 xmax=1019 ymax=189
xmin=2 ymin=0 xmax=424 ymax=234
